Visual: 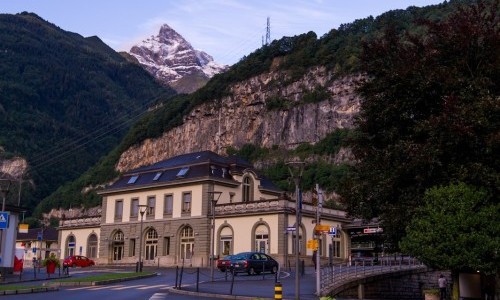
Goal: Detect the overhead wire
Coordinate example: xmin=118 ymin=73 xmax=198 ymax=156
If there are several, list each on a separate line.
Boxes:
xmin=27 ymin=21 xmax=271 ymax=172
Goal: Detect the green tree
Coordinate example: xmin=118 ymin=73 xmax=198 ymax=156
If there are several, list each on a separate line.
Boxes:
xmin=340 ymin=0 xmax=499 ymax=249
xmin=400 ymin=183 xmax=499 ymax=274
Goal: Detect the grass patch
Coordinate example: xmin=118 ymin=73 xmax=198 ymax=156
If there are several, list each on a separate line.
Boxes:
xmin=0 ymin=285 xmax=41 ymax=291
xmin=55 ymin=272 xmax=154 ymax=283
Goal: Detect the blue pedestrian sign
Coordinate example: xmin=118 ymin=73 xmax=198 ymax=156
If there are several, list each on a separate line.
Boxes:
xmin=0 ymin=212 xmax=9 ymax=229
xmin=328 ymin=227 xmax=337 ymax=236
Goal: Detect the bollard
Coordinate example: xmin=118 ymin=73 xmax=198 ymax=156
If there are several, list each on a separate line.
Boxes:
xmin=274 ymin=282 xmax=283 ymax=300
xmin=174 ymin=266 xmax=179 ymax=289
xmin=196 ymin=268 xmax=199 ymax=292
xmin=230 ymin=267 xmax=235 ymax=295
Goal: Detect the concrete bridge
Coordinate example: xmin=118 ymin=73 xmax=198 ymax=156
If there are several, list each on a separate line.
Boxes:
xmin=319 ymin=258 xmax=438 ymax=299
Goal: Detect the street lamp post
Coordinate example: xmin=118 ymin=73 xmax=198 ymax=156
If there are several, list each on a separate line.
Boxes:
xmin=286 ymin=161 xmax=305 ymax=300
xmin=0 ymin=178 xmax=11 ymax=212
xmin=137 ymin=204 xmax=148 ymax=273
xmin=208 ymin=191 xmax=222 ymax=282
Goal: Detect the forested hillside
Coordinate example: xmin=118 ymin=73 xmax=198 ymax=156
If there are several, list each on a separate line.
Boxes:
xmin=38 ymin=0 xmax=476 ymax=217
xmin=0 ymin=12 xmax=175 ymax=215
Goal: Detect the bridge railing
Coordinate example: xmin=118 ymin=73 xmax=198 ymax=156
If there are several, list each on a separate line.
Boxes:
xmin=320 ymin=257 xmax=425 ymax=295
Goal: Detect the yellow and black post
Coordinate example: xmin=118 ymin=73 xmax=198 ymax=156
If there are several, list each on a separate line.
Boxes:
xmin=274 ymin=282 xmax=283 ymax=300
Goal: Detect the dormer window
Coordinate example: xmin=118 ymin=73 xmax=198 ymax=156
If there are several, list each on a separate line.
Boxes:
xmin=127 ymin=175 xmax=139 ymax=184
xmin=242 ymin=175 xmax=254 ymax=202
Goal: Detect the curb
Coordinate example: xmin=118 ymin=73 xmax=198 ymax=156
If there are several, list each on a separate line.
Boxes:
xmin=47 ymin=272 xmax=158 ymax=287
xmin=0 ymin=286 xmax=58 ymax=295
xmin=166 ymin=287 xmax=275 ymax=300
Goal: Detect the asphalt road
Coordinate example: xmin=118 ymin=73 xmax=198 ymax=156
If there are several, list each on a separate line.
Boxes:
xmin=1 ymin=265 xmax=320 ymax=300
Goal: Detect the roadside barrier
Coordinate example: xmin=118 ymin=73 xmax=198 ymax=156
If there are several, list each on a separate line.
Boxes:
xmin=274 ymin=282 xmax=283 ymax=299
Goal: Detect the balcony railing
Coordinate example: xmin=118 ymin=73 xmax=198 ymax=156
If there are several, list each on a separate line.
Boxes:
xmin=215 ymin=199 xmax=347 ymax=218
xmin=59 ymin=216 xmax=102 ymax=228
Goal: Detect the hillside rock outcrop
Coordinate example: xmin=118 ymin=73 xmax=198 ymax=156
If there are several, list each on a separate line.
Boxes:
xmin=116 ymin=67 xmax=363 ymax=172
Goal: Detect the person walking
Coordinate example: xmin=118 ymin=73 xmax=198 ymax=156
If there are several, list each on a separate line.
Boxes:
xmin=438 ymin=274 xmax=447 ymax=300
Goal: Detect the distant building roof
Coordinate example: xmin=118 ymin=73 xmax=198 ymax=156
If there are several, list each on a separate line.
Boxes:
xmin=17 ymin=227 xmax=58 ymax=242
xmin=100 ymin=150 xmax=281 ymax=194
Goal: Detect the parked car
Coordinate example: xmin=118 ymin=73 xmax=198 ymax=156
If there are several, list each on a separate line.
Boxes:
xmin=216 ymin=255 xmax=234 ymax=272
xmin=230 ymin=252 xmax=279 ymax=275
xmin=63 ymin=255 xmax=95 ymax=268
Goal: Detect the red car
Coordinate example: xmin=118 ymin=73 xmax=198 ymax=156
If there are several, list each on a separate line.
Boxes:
xmin=63 ymin=255 xmax=95 ymax=268
xmin=216 ymin=255 xmax=234 ymax=272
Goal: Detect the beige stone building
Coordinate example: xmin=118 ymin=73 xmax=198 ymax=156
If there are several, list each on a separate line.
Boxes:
xmin=64 ymin=151 xmax=350 ymax=267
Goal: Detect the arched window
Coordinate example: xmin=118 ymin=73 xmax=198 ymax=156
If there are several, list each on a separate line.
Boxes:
xmin=242 ymin=175 xmax=254 ymax=202
xmin=254 ymin=224 xmax=269 ymax=254
xmin=180 ymin=226 xmax=194 ymax=260
xmin=145 ymin=228 xmax=158 ymax=261
xmin=219 ymin=226 xmax=233 ymax=256
xmin=87 ymin=234 xmax=98 ymax=258
xmin=65 ymin=235 xmax=76 ymax=257
xmin=112 ymin=231 xmax=124 ymax=261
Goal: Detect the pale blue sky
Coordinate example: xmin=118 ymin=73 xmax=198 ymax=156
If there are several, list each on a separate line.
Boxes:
xmin=1 ymin=0 xmax=444 ymax=65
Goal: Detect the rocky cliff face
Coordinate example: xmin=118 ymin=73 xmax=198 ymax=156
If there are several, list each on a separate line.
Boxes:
xmin=0 ymin=155 xmax=28 ymax=179
xmin=129 ymin=24 xmax=227 ymax=93
xmin=116 ymin=66 xmax=363 ymax=172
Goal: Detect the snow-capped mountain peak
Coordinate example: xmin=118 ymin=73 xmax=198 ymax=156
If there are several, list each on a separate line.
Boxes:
xmin=129 ymin=24 xmax=227 ymax=93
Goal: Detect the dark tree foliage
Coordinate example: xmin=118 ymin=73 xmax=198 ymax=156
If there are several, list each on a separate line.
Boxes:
xmin=340 ymin=0 xmax=499 ymax=249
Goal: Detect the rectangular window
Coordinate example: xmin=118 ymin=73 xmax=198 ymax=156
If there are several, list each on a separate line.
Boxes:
xmin=164 ymin=194 xmax=173 ymax=215
xmin=131 ymin=198 xmax=139 ymax=218
xmin=115 ymin=200 xmax=123 ymax=220
xmin=147 ymin=196 xmax=156 ymax=216
xmin=182 ymin=192 xmax=192 ymax=213
xmin=129 ymin=239 xmax=136 ymax=256
xmin=163 ymin=237 xmax=170 ymax=255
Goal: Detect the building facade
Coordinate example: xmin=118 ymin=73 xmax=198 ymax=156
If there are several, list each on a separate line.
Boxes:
xmin=95 ymin=151 xmax=350 ymax=267
xmin=58 ymin=215 xmax=101 ymax=260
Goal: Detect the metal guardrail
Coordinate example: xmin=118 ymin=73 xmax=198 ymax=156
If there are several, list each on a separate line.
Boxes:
xmin=320 ymin=257 xmax=425 ymax=295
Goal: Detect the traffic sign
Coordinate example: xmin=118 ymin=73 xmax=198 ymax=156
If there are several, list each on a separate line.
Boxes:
xmin=307 ymin=239 xmax=319 ymax=250
xmin=314 ymin=224 xmax=330 ymax=232
xmin=286 ymin=226 xmax=296 ymax=232
xmin=0 ymin=212 xmax=9 ymax=229
xmin=328 ymin=227 xmax=337 ymax=236
xmin=363 ymin=228 xmax=383 ymax=234
xmin=37 ymin=232 xmax=43 ymax=241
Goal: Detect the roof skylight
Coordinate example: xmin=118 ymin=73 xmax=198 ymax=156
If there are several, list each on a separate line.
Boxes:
xmin=153 ymin=172 xmax=162 ymax=181
xmin=127 ymin=175 xmax=139 ymax=184
xmin=177 ymin=167 xmax=189 ymax=177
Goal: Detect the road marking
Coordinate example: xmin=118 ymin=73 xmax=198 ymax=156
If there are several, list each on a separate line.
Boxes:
xmin=66 ymin=285 xmax=125 ymax=291
xmin=137 ymin=284 xmax=168 ymax=290
xmin=111 ymin=284 xmax=146 ymax=290
xmin=149 ymin=293 xmax=168 ymax=300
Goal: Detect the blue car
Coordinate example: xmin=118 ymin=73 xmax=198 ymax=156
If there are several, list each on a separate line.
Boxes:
xmin=230 ymin=252 xmax=279 ymax=275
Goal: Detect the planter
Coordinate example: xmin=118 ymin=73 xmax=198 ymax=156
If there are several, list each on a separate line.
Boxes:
xmin=423 ymin=289 xmax=439 ymax=300
xmin=46 ymin=261 xmax=56 ymax=274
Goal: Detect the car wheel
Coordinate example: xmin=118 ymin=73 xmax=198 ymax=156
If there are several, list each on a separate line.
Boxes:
xmin=72 ymin=263 xmax=76 ymax=268
xmin=248 ymin=267 xmax=256 ymax=275
xmin=271 ymin=266 xmax=277 ymax=274
xmin=219 ymin=268 xmax=225 ymax=272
